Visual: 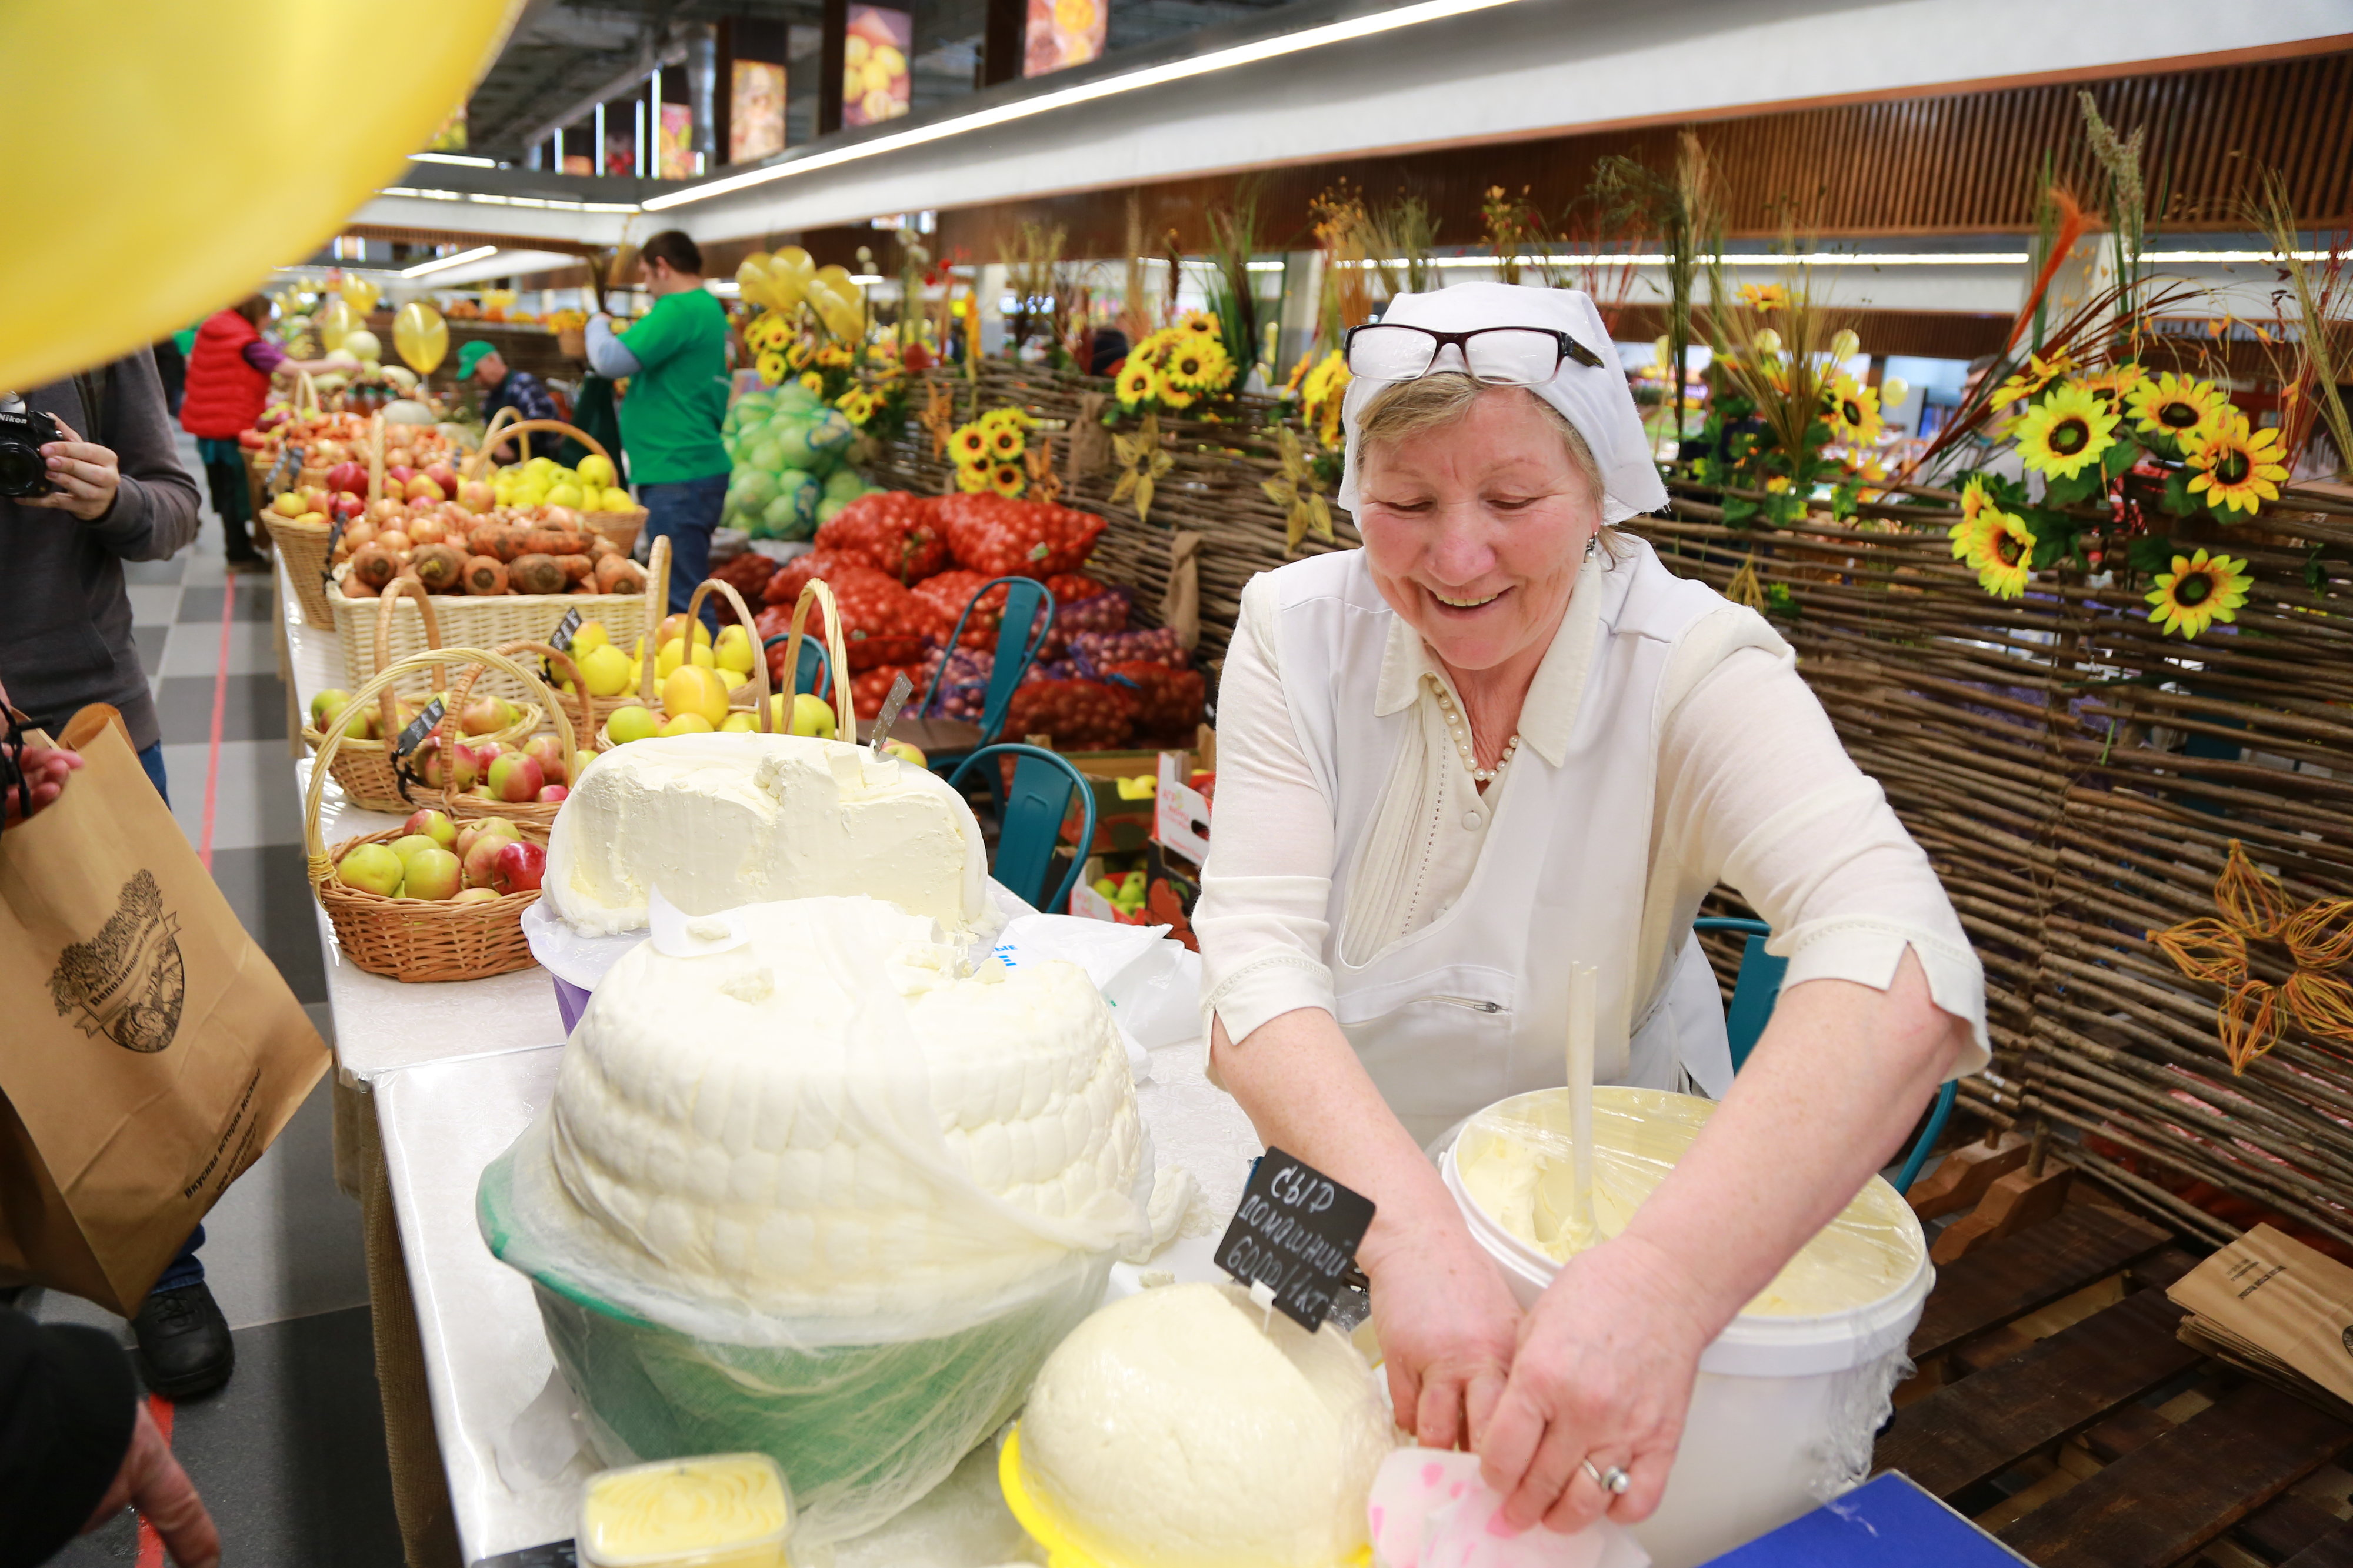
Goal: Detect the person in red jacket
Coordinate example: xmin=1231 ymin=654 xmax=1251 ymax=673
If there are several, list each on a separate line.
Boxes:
xmin=179 ymin=296 xmax=326 ymax=569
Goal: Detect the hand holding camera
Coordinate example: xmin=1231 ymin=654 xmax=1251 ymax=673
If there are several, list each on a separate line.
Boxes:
xmin=0 ymin=398 xmax=121 ymax=520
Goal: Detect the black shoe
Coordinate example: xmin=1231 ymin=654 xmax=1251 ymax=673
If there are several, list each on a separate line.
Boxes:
xmin=225 ymin=550 xmax=269 ymax=573
xmin=131 ymin=1283 xmax=234 ymax=1398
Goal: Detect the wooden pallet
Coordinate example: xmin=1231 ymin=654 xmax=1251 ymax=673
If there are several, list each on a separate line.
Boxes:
xmin=1877 ymin=1193 xmax=2353 ymax=1566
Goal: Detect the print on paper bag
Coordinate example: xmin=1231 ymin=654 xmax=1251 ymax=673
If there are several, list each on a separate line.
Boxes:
xmin=48 ymin=870 xmax=186 ymax=1053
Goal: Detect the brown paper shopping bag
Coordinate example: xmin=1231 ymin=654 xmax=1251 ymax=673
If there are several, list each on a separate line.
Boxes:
xmin=0 ymin=711 xmax=328 ymax=1314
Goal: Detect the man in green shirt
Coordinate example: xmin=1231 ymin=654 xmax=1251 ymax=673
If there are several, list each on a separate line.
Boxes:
xmin=585 ymin=229 xmax=732 ymax=621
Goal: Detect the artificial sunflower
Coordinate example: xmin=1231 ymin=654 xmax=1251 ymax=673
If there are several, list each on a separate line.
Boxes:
xmin=2184 ymin=415 xmax=2289 ymax=517
xmin=835 ymin=388 xmax=875 ymax=426
xmin=2012 ymin=382 xmax=2119 ymax=481
xmin=978 ymin=406 xmax=1032 ymax=431
xmin=989 ymin=462 xmax=1027 ymax=499
xmin=1179 ymin=310 xmax=1220 ymax=338
xmin=1824 ymin=373 xmax=1882 ymax=446
xmin=1165 ymin=342 xmax=1229 ymax=393
xmin=1976 ymin=508 xmax=2037 ymax=599
xmin=786 ymin=341 xmax=815 ymax=371
xmin=955 ymin=462 xmax=993 ymax=495
xmin=1737 ymin=282 xmax=1789 ymax=313
xmin=798 ymin=371 xmax=825 ymax=396
xmin=2079 ymin=363 xmax=2146 ymax=408
xmin=2145 ymin=548 xmax=2252 ymax=638
xmin=1158 ymin=380 xmax=1198 ymax=412
xmin=1947 ymin=478 xmax=1999 ymax=567
xmin=817 ymin=345 xmax=855 ymax=369
xmin=1116 ymin=362 xmax=1161 ymax=409
xmin=950 ymin=424 xmax=991 ymax=465
xmin=2125 ymin=372 xmax=2229 ymax=448
xmin=755 ymin=350 xmax=788 ymax=388
xmin=985 ymin=422 xmax=1026 ymax=460
xmin=1987 ymin=349 xmax=2077 ymax=410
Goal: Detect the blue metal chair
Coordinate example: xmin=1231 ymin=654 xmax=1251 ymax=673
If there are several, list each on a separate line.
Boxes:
xmin=758 ymin=631 xmax=833 ymax=698
xmin=1692 ymin=915 xmax=1957 ymax=1196
xmin=921 ymin=576 xmax=1054 ymax=762
xmin=946 ymin=743 xmax=1096 ymax=914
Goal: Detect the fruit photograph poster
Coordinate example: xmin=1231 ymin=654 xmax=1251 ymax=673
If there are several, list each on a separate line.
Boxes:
xmin=843 ymin=6 xmax=912 ymax=127
xmin=731 ymin=59 xmax=786 ymax=163
xmin=1024 ymin=0 xmax=1105 ymax=78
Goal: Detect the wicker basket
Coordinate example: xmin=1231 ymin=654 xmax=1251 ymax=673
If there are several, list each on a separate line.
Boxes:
xmin=433 ymin=640 xmax=587 ymax=830
xmin=580 ymin=505 xmax=646 ymax=557
xmin=328 ymin=533 xmax=666 ymax=699
xmin=267 ymin=512 xmax=340 ymax=628
xmin=594 ymin=576 xmax=798 ymax=749
xmin=305 ymin=647 xmax=561 ymax=982
xmin=302 ymin=578 xmax=543 ymax=813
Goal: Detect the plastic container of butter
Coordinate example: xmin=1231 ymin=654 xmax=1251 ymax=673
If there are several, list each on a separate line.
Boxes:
xmin=577 ymin=1452 xmax=793 ymax=1568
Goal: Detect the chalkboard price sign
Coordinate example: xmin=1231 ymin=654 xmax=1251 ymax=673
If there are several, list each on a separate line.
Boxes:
xmin=392 ymin=698 xmax=445 ymax=760
xmin=1214 ymin=1147 xmax=1376 ymax=1333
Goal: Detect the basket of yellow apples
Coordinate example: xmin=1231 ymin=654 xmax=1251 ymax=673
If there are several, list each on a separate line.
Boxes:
xmin=468 ymin=413 xmax=646 ymax=556
xmin=306 ymin=646 xmax=564 ymax=983
xmin=595 ymin=578 xmax=798 ymax=748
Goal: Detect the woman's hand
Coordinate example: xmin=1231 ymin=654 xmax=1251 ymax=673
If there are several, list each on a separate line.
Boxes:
xmin=25 ymin=417 xmax=121 ymax=521
xmin=1364 ymin=1215 xmax=1522 ymax=1452
xmin=1477 ymin=1231 xmax=1715 ymax=1533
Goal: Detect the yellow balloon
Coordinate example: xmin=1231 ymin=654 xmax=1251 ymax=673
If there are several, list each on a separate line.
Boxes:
xmin=801 ymin=277 xmax=845 ymax=327
xmin=0 ymin=2 xmax=523 ymax=390
xmin=316 ymin=295 xmax=356 ymax=352
xmin=771 ymin=246 xmax=816 ymax=293
xmin=735 ymin=253 xmax=776 ymax=310
xmin=393 ymin=301 xmax=448 ymax=375
xmin=341 ymin=275 xmax=383 ymax=315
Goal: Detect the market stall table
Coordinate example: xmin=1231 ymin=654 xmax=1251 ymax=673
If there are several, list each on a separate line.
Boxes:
xmin=276 ymin=553 xmax=1265 ymax=1563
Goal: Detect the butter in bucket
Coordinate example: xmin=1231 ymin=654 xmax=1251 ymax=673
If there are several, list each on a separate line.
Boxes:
xmin=1452 ymin=1086 xmax=1925 ymax=1317
xmin=578 ymin=1452 xmax=792 ymax=1568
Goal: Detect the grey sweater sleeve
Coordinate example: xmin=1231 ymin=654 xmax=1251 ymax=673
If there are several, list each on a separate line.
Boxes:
xmin=82 ymin=351 xmax=202 ymax=563
xmin=585 ymin=315 xmax=643 ymax=379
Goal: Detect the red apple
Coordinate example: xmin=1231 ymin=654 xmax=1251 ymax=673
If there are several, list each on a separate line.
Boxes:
xmin=489 ymin=839 xmax=546 ymax=895
xmin=424 ymin=461 xmax=459 ymax=493
xmin=458 ymin=695 xmax=509 ymax=737
xmin=302 ymin=486 xmax=330 ymax=516
xmin=458 ymin=481 xmax=495 ymax=514
xmin=486 ymin=752 xmax=544 ymax=803
xmin=324 ymin=460 xmax=368 ymax=496
xmin=401 ymin=808 xmax=458 ymax=849
xmin=455 ymin=815 xmax=522 ymax=860
xmin=328 ymin=491 xmax=364 ymax=522
xmin=461 ymin=835 xmax=507 ymax=889
xmin=386 ymin=463 xmax=416 ymax=486
xmin=404 ymin=475 xmax=446 ymax=504
xmin=523 ymin=733 xmax=568 ymax=785
xmin=535 ymin=784 xmax=569 ymax=803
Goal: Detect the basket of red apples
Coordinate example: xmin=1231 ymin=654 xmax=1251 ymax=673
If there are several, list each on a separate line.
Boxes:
xmin=302 ymin=578 xmax=543 ymax=813
xmin=428 ymin=639 xmax=596 ymax=830
xmin=305 ymin=647 xmax=561 ymax=982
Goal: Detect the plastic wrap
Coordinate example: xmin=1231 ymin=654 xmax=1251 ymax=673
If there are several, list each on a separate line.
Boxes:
xmin=480 ymin=903 xmax=1150 ymax=1544
xmin=1452 ymin=1087 xmax=1922 ymax=1317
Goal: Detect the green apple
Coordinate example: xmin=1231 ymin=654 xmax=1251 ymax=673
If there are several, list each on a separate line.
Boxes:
xmin=336 ymin=842 xmax=405 ymax=896
xmin=309 ymin=689 xmax=353 ymax=732
xmin=400 ymin=846 xmax=464 ymax=900
xmin=881 ymin=739 xmax=926 ymax=768
xmin=788 ymin=693 xmax=836 ymax=739
xmin=400 ymin=809 xmax=457 ymax=849
xmin=606 ymin=705 xmax=659 ymax=744
xmin=388 ymin=833 xmax=445 ymax=869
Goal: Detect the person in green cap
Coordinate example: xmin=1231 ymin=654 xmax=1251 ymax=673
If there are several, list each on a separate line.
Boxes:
xmin=460 ymin=340 xmax=562 ymax=462
xmin=584 ymin=229 xmax=731 ymax=623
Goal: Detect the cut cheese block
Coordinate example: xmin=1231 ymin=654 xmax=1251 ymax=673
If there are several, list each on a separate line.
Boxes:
xmin=544 ymin=733 xmax=988 ymax=937
xmin=548 ymin=896 xmax=1145 ymax=1320
xmin=1018 ymin=1282 xmax=1394 ymax=1568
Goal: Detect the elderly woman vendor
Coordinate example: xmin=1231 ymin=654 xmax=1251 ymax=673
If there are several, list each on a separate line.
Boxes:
xmin=1195 ymin=283 xmax=1986 ymax=1534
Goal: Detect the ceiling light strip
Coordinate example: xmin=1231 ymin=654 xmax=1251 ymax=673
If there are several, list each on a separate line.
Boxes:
xmin=401 ymin=245 xmax=501 ymax=278
xmin=642 ymin=0 xmax=1524 ymax=211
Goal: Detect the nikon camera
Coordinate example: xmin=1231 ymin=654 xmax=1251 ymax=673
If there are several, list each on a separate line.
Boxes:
xmin=0 ymin=393 xmax=60 ymax=499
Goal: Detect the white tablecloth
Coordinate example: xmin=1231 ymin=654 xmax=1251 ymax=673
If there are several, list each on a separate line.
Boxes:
xmin=282 ymin=561 xmax=1264 ymax=1562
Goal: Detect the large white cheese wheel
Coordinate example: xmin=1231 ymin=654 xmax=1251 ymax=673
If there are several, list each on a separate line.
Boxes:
xmin=1021 ymin=1282 xmax=1394 ymax=1568
xmin=548 ymin=896 xmax=1145 ymax=1320
xmin=545 ymin=733 xmax=989 ymax=936
xmin=1455 ymin=1086 xmax=1925 ymax=1316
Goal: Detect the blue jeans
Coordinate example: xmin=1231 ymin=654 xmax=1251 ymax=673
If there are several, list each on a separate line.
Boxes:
xmin=639 ymin=473 xmax=729 ymax=629
xmin=136 ymin=742 xmax=208 ymax=1290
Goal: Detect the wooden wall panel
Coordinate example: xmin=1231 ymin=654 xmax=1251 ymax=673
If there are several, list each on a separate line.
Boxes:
xmin=930 ymin=48 xmax=2353 ymax=262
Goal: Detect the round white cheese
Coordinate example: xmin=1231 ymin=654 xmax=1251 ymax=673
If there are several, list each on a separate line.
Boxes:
xmin=1021 ymin=1282 xmax=1394 ymax=1568
xmin=548 ymin=896 xmax=1145 ymax=1321
xmin=545 ymin=734 xmax=989 ymax=937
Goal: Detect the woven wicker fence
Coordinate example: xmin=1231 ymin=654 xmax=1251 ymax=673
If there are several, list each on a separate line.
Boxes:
xmin=869 ymin=364 xmax=2353 ymax=1250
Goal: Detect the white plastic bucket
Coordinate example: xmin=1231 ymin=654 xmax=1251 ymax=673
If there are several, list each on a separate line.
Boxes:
xmin=1441 ymin=1101 xmax=1931 ymax=1568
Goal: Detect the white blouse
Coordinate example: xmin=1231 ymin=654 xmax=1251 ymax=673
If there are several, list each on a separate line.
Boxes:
xmin=1195 ymin=567 xmax=1990 ymax=1079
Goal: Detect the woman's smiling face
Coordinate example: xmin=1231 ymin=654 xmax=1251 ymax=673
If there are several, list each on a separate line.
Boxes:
xmin=1354 ymin=386 xmax=1599 ymax=673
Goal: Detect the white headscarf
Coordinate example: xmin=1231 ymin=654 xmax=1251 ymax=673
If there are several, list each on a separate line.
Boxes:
xmin=1336 ymin=282 xmax=1669 ymax=525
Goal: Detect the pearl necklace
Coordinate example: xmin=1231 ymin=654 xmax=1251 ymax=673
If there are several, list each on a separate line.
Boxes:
xmin=1432 ymin=681 xmax=1520 ymax=785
